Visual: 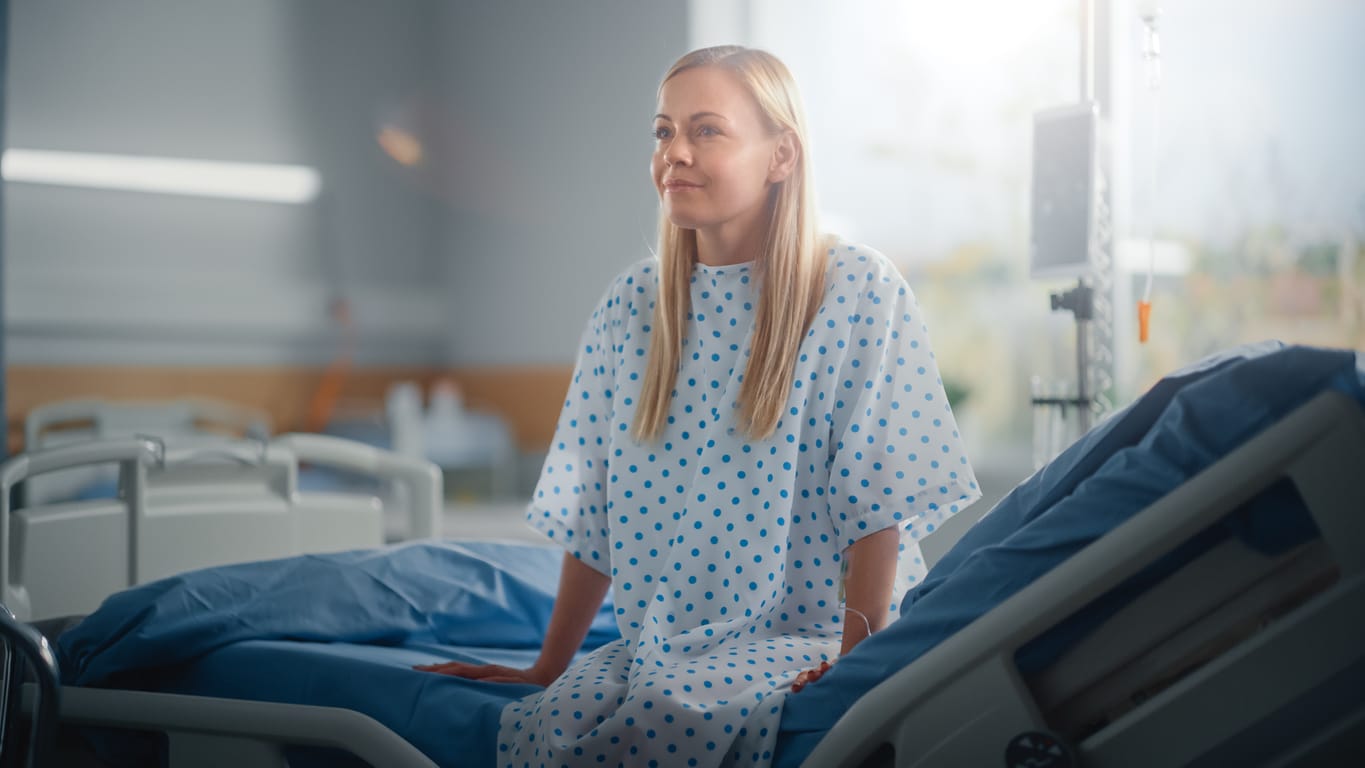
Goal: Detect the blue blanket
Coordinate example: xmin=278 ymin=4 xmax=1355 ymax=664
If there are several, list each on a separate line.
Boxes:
xmin=774 ymin=342 xmax=1365 ymax=766
xmin=62 ymin=539 xmax=620 ymax=687
xmin=58 ymin=343 xmax=1364 ymax=768
xmin=59 ymin=540 xmax=620 ymax=767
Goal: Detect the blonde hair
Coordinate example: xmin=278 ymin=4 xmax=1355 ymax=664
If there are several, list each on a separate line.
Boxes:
xmin=633 ymin=46 xmax=827 ymax=443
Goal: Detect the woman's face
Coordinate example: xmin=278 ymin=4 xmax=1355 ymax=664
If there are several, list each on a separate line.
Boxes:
xmin=651 ymin=66 xmax=790 ymax=238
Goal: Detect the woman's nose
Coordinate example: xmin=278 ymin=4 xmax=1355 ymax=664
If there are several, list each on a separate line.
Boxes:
xmin=664 ymin=137 xmax=691 ymax=166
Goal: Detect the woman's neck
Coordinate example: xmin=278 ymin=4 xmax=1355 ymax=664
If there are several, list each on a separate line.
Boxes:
xmin=695 ymin=214 xmax=767 ymax=267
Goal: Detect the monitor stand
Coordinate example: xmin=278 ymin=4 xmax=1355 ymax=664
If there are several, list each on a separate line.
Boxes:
xmin=1032 ymin=279 xmax=1095 ymax=436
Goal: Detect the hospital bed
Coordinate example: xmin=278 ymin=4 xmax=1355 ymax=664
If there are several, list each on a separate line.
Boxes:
xmin=1 ymin=431 xmax=441 ymax=622
xmin=803 ymin=387 xmax=1365 ymax=767
xmin=20 ymin=397 xmax=272 ymax=507
xmin=10 ymin=344 xmax=1365 ymax=767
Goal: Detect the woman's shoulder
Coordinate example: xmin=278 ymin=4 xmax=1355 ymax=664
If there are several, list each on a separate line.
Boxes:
xmin=614 ymin=256 xmax=661 ymax=284
xmin=588 ymin=256 xmax=661 ymax=321
xmin=821 ymin=238 xmax=911 ymax=293
xmin=608 ymin=257 xmax=660 ymax=293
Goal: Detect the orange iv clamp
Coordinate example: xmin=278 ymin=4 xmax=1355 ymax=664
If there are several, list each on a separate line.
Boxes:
xmin=1138 ymin=300 xmax=1152 ymax=343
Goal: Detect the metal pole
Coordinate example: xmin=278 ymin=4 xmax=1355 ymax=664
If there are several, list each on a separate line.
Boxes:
xmin=1079 ymin=0 xmax=1094 ymax=102
xmin=1077 ymin=0 xmax=1095 ymax=438
xmin=0 ymin=0 xmax=10 ymax=463
xmin=1075 ymin=285 xmax=1092 ymax=433
xmin=1082 ymin=0 xmax=1114 ymax=428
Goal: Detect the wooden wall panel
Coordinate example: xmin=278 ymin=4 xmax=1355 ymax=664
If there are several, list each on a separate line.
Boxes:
xmin=6 ymin=365 xmax=572 ymax=454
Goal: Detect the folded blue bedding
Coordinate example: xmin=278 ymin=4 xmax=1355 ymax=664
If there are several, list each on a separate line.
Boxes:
xmin=60 ymin=540 xmax=621 ymax=766
xmin=57 ymin=343 xmax=1364 ymax=768
xmin=61 ymin=539 xmax=619 ymax=688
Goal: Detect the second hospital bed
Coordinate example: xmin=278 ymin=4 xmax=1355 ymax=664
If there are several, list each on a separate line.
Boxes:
xmin=1 ymin=429 xmax=441 ymax=623
xmin=16 ymin=343 xmax=1365 ymax=767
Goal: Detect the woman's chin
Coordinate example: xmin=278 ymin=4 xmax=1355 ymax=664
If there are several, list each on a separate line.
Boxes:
xmin=664 ymin=211 xmax=705 ymax=230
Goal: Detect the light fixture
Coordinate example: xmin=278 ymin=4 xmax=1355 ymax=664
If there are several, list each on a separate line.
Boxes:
xmin=377 ymin=126 xmax=423 ymax=167
xmin=1 ymin=149 xmax=321 ymax=204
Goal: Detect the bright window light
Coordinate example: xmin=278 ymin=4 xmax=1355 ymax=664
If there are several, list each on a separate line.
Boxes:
xmin=1117 ymin=238 xmax=1192 ymax=275
xmin=904 ymin=1 xmax=1063 ymax=75
xmin=1 ymin=149 xmax=321 ymax=204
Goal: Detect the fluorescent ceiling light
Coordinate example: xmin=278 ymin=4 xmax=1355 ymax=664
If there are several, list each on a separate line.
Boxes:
xmin=1 ymin=148 xmax=321 ymax=203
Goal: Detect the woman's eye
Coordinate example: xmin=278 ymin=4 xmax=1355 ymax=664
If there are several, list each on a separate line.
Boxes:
xmin=653 ymin=126 xmax=672 ymax=140
xmin=697 ymin=125 xmax=720 ymax=137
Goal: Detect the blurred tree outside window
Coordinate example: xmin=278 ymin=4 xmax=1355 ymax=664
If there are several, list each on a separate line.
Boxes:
xmin=753 ymin=0 xmax=1365 ymax=483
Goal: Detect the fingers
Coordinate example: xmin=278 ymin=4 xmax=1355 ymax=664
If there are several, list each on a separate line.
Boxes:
xmin=413 ymin=661 xmax=513 ymax=679
xmin=413 ymin=661 xmax=471 ymax=674
xmin=790 ymin=661 xmax=833 ymax=694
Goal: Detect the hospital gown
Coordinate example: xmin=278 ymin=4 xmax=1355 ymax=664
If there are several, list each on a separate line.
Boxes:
xmin=501 ymin=243 xmax=980 ymax=767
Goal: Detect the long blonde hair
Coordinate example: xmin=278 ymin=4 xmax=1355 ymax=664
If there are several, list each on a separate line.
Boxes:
xmin=633 ymin=46 xmax=827 ymax=443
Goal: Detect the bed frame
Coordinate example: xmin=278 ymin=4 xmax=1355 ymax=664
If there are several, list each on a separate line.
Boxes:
xmin=807 ymin=389 xmax=1365 ymax=767
xmin=1 ymin=433 xmax=441 ymax=622
xmin=20 ymin=397 xmax=273 ymax=507
xmin=11 ymin=390 xmax=1364 ymax=767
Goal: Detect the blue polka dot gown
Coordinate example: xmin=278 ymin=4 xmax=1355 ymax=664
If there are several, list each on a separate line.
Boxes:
xmin=503 ymin=243 xmax=980 ymax=767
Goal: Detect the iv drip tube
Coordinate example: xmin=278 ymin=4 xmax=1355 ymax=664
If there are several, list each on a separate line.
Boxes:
xmin=1138 ymin=6 xmax=1162 ymax=343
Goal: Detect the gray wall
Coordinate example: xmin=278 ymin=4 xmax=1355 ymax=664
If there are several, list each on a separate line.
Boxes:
xmin=5 ymin=1 xmax=688 ymax=367
xmin=434 ymin=1 xmax=686 ymax=365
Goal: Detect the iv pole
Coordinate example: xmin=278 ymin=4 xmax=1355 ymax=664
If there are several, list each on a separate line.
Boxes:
xmin=1034 ymin=283 xmax=1095 ymax=434
xmin=1029 ymin=0 xmax=1115 ymax=450
xmin=1070 ymin=0 xmax=1096 ymax=435
xmin=0 ymin=0 xmax=9 ymax=462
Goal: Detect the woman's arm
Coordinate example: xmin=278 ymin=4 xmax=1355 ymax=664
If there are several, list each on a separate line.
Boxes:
xmin=792 ymin=525 xmax=899 ymax=692
xmin=838 ymin=525 xmax=899 ymax=654
xmin=528 ymin=553 xmax=614 ymax=680
xmin=416 ymin=552 xmax=612 ymax=685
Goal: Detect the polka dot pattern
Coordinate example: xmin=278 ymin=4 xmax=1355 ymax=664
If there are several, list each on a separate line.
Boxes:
xmin=508 ymin=243 xmax=980 ymax=766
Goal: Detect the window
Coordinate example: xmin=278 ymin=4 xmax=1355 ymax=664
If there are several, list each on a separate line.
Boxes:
xmin=750 ymin=0 xmax=1365 ymax=489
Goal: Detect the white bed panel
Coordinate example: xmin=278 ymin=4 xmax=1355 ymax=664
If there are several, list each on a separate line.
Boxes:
xmin=2 ymin=433 xmax=441 ymax=622
xmin=12 ymin=500 xmax=130 ymax=619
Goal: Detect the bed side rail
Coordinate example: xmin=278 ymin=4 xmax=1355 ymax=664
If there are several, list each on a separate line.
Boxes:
xmin=0 ymin=439 xmax=161 ymax=619
xmin=272 ymin=432 xmax=442 ymax=539
xmin=1 ymin=603 xmax=61 ymax=767
xmin=0 ymin=434 xmax=441 ymax=621
xmin=804 ymin=389 xmax=1365 ymax=768
xmin=24 ymin=397 xmax=271 ymax=449
xmin=55 ymin=686 xmax=437 ymax=768
xmin=148 ymin=432 xmax=442 ymax=539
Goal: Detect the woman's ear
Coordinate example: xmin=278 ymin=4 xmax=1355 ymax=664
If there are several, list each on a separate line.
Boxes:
xmin=767 ymin=131 xmax=799 ymax=184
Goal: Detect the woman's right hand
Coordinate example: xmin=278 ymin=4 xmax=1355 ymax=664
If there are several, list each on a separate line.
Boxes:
xmin=415 ymin=554 xmax=607 ymax=689
xmin=414 ymin=660 xmax=557 ymax=686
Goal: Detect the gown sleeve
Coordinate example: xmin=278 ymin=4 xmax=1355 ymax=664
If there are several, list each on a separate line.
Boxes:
xmin=526 ymin=285 xmax=619 ymax=575
xmin=825 ymin=258 xmax=981 ymax=552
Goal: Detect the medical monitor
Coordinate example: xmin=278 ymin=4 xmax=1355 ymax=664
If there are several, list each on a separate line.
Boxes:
xmin=1030 ymin=103 xmax=1099 ymax=279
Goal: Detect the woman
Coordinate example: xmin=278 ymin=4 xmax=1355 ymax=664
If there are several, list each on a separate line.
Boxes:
xmin=419 ymin=45 xmax=979 ymax=766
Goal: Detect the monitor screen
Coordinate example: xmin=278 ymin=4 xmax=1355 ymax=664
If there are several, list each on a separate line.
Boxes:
xmin=1030 ymin=103 xmax=1098 ymax=279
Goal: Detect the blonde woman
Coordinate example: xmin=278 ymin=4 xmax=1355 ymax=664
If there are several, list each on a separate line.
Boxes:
xmin=419 ymin=45 xmax=979 ymax=766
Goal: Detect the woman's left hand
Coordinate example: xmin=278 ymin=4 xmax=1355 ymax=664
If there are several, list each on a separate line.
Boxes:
xmin=791 ymin=660 xmax=832 ymax=693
